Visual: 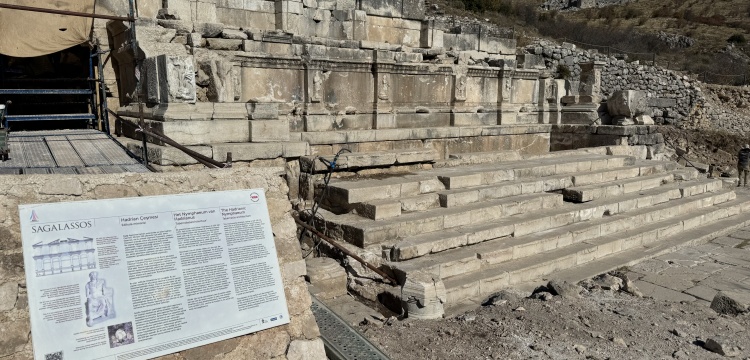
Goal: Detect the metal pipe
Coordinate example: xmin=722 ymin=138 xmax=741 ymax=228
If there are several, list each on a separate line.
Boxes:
xmin=96 ymin=49 xmax=111 ymax=134
xmin=0 ymin=3 xmax=134 ymax=21
xmin=108 ymin=109 xmax=228 ymax=169
xmin=138 ymin=103 xmax=148 ymax=166
xmin=293 ymin=214 xmax=398 ymax=285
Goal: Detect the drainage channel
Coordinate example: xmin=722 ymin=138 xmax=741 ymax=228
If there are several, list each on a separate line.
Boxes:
xmin=311 ymin=296 xmax=391 ymax=360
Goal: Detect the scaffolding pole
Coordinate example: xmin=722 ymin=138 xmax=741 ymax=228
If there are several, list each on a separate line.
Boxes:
xmin=0 ymin=3 xmax=134 ymax=21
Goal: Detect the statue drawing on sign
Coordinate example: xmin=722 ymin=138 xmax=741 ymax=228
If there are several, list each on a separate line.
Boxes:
xmin=85 ymin=271 xmax=115 ymax=326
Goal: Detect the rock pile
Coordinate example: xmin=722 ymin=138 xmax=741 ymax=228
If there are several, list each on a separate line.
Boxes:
xmin=656 ymin=31 xmax=696 ymax=49
xmin=540 ymin=0 xmax=634 ymax=11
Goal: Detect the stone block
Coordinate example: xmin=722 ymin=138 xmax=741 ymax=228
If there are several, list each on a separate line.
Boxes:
xmin=357 ymin=199 xmax=401 ymax=220
xmin=608 ymin=90 xmax=648 ymax=123
xmin=164 ymin=0 xmax=192 ymax=21
xmin=221 ymin=29 xmax=249 ymax=40
xmin=306 ymin=257 xmax=347 ymax=300
xmin=249 ymin=120 xmax=290 ymax=142
xmin=144 ymin=55 xmax=197 ymax=104
xmin=195 ymin=22 xmax=224 ymax=37
xmin=0 ymin=282 xmax=17 ymax=311
xmin=207 ymin=38 xmax=243 ymax=50
xmin=287 ymin=339 xmax=327 ymax=360
xmin=439 ymin=173 xmax=482 ymax=189
xmin=213 ymin=103 xmax=247 ymax=120
xmin=401 ymin=271 xmax=446 ymax=319
xmin=710 ymin=291 xmax=750 ymax=315
xmin=198 ymin=59 xmax=239 ymax=102
xmin=402 ymin=0 xmax=425 ymax=20
xmin=360 ymin=0 xmax=402 ymax=17
xmin=193 ymin=1 xmax=218 ymax=22
xmin=187 ymin=32 xmax=203 ymax=47
xmin=247 ymin=103 xmax=279 ymax=119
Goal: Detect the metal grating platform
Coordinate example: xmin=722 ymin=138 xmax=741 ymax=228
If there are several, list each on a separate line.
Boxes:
xmin=0 ymin=130 xmax=148 ymax=175
xmin=311 ymin=296 xmax=391 ymax=360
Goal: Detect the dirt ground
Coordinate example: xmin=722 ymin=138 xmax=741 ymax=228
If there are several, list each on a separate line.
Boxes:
xmin=658 ymin=126 xmax=747 ymax=172
xmin=359 ymin=286 xmax=749 ymax=360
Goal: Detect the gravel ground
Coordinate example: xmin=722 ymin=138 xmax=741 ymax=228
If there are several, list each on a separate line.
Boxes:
xmin=358 ymin=284 xmax=749 ymax=359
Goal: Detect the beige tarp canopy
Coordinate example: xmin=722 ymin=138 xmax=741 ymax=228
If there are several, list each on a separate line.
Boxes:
xmin=0 ymin=0 xmax=97 ymax=58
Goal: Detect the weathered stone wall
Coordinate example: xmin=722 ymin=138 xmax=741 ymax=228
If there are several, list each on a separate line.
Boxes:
xmin=0 ymin=168 xmax=324 ymax=360
xmin=551 ymin=124 xmax=665 ymax=156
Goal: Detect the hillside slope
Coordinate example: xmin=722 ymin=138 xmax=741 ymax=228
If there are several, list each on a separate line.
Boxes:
xmin=427 ymin=0 xmax=750 ymax=85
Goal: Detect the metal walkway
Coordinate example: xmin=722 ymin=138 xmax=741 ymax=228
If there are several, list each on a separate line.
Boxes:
xmin=311 ymin=296 xmax=391 ymax=360
xmin=0 ymin=129 xmax=148 ymax=174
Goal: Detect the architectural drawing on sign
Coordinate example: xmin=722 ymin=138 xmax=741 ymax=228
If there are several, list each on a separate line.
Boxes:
xmin=32 ymin=237 xmax=96 ymax=277
xmin=86 ymin=271 xmax=116 ymax=327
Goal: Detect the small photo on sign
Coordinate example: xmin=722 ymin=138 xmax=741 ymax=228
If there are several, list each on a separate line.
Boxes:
xmin=108 ymin=322 xmax=135 ymax=348
xmin=44 ymin=351 xmax=63 ymax=360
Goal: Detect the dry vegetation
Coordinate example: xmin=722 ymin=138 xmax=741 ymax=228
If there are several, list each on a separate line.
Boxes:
xmin=428 ymin=0 xmax=750 ymax=85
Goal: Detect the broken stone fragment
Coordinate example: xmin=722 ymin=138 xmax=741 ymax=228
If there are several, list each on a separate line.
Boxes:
xmin=547 ymin=279 xmax=582 ymax=298
xmin=710 ymin=291 xmax=750 ymax=316
xmin=590 ymin=273 xmax=623 ymax=291
xmin=704 ymin=336 xmax=741 ymax=357
xmin=608 ymin=90 xmax=648 ymax=124
xmin=610 ymin=271 xmax=643 ymax=297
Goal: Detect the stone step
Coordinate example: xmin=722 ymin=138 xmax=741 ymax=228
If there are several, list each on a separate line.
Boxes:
xmin=569 ymin=161 xmax=678 ymax=187
xmin=437 ymin=155 xmax=636 ymax=190
xmin=447 ymin=150 xmax=523 ymax=164
xmin=324 ymin=192 xmax=564 ymax=247
xmin=326 ymin=154 xmax=632 ymax=208
xmin=562 ymin=170 xmax=703 ymax=203
xmin=300 ymin=148 xmax=437 ymax=173
xmin=438 ymin=161 xmax=678 ymax=208
xmin=442 ymin=194 xmax=750 ymax=305
xmin=356 ymin=193 xmax=441 ymax=220
xmin=387 ymin=186 xmax=733 ymax=282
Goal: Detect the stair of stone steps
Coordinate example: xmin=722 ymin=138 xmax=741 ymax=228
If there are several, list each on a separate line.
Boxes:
xmin=438 ymin=162 xmax=679 ymax=208
xmin=325 ymin=154 xmax=636 ymax=211
xmin=441 ymin=193 xmax=750 ymax=305
xmin=564 ymin=168 xmax=720 ymax=203
xmin=549 ymin=208 xmax=750 ymax=286
xmin=387 ymin=178 xmax=726 ymax=261
xmin=386 ymin=186 xmax=733 ymax=283
xmin=322 ymin=192 xmax=564 ymax=247
xmin=436 ymin=155 xmax=636 ymax=190
xmin=300 ymin=148 xmax=437 ymax=173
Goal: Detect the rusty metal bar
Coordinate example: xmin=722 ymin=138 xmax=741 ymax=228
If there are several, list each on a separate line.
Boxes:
xmin=107 ymin=109 xmax=230 ymax=169
xmin=293 ymin=214 xmax=398 ymax=285
xmin=0 ymin=3 xmax=134 ymax=21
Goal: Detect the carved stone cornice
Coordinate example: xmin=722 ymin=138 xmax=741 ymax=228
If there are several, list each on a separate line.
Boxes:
xmin=513 ymin=69 xmax=540 ymax=80
xmin=237 ymin=56 xmax=305 ymax=70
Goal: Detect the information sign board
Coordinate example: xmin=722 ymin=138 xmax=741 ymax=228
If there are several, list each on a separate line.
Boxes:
xmin=18 ymin=189 xmax=290 ymax=360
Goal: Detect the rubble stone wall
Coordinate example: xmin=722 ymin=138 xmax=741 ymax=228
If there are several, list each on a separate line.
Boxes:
xmin=0 ymin=168 xmax=324 ymax=360
xmin=527 ymin=40 xmax=702 ymax=125
xmin=527 ymin=40 xmax=750 ymax=135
